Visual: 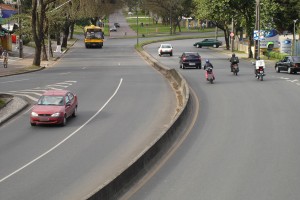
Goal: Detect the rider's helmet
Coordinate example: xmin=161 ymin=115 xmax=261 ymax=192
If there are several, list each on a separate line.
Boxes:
xmin=232 ymin=53 xmax=235 ymax=57
xmin=205 ymin=59 xmax=209 ymax=63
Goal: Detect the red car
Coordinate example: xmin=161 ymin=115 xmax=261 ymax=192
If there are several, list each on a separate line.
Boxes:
xmin=30 ymin=90 xmax=78 ymax=126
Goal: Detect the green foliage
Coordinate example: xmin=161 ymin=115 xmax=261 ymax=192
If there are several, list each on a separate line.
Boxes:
xmin=264 ymin=51 xmax=289 ymax=60
xmin=0 ymin=98 xmax=5 ymax=108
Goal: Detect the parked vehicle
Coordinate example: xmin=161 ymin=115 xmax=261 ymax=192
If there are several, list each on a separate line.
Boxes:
xmin=179 ymin=52 xmax=202 ymax=69
xmin=30 ymin=90 xmax=78 ymax=126
xmin=275 ymin=56 xmax=300 ymax=74
xmin=193 ymin=39 xmax=222 ymax=48
xmin=158 ymin=44 xmax=173 ymax=56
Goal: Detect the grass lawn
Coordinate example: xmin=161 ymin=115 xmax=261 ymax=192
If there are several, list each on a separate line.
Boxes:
xmin=126 ymin=15 xmax=216 ymax=37
xmin=0 ymin=98 xmax=5 ymax=108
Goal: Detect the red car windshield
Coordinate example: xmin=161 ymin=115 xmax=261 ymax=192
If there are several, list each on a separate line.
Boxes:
xmin=38 ymin=96 xmax=64 ymax=106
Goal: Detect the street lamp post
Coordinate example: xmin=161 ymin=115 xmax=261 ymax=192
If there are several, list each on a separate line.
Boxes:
xmin=255 ymin=0 xmax=261 ymax=59
xmin=17 ymin=0 xmax=23 ymax=58
xmin=136 ymin=0 xmax=139 ymax=45
xmin=293 ymin=19 xmax=298 ymax=56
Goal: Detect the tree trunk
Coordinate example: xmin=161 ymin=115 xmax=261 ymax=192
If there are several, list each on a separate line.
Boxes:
xmin=69 ymin=21 xmax=75 ymax=39
xmin=62 ymin=20 xmax=70 ymax=48
xmin=42 ymin=39 xmax=48 ymax=61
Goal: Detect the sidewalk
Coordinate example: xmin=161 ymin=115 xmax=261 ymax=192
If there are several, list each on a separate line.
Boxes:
xmin=0 ymin=42 xmax=66 ymax=77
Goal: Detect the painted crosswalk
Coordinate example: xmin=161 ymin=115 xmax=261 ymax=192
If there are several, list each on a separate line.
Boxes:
xmin=1 ymin=80 xmax=77 ymax=102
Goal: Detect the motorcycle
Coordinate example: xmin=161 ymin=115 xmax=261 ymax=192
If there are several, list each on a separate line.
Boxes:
xmin=232 ymin=63 xmax=239 ymax=75
xmin=205 ymin=66 xmax=215 ymax=84
xmin=255 ymin=66 xmax=265 ymax=81
xmin=254 ymin=60 xmax=265 ymax=81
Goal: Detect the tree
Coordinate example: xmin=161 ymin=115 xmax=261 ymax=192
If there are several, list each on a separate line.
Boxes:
xmin=143 ymin=0 xmax=194 ymax=34
xmin=193 ymin=0 xmax=279 ymax=58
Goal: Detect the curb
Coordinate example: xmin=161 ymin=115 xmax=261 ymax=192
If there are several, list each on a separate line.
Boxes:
xmin=0 ymin=96 xmax=28 ymax=125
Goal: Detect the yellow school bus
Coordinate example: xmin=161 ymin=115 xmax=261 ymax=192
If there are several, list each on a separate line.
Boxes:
xmin=84 ymin=25 xmax=104 ymax=48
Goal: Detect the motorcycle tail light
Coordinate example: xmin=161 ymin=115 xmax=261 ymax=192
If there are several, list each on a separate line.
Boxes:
xmin=183 ymin=57 xmax=186 ymax=61
xmin=259 ymin=67 xmax=263 ymax=71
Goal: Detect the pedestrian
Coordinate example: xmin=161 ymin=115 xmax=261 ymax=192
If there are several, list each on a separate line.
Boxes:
xmin=2 ymin=50 xmax=8 ymax=68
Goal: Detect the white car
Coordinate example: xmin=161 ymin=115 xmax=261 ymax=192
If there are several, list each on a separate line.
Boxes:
xmin=158 ymin=44 xmax=173 ymax=56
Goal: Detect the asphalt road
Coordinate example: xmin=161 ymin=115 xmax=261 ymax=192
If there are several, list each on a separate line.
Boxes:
xmin=129 ymin=39 xmax=300 ymax=200
xmin=0 ymin=36 xmax=176 ymax=200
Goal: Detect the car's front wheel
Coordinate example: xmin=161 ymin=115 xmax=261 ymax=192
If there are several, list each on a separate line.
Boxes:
xmin=275 ymin=66 xmax=280 ymax=73
xmin=72 ymin=106 xmax=77 ymax=117
xmin=288 ymin=67 xmax=293 ymax=74
xmin=196 ymin=44 xmax=201 ymax=48
xmin=61 ymin=115 xmax=67 ymax=126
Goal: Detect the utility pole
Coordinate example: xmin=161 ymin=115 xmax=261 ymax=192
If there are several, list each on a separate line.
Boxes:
xmin=136 ymin=0 xmax=139 ymax=45
xmin=255 ymin=0 xmax=260 ymax=59
xmin=231 ymin=18 xmax=234 ymax=52
xmin=293 ymin=19 xmax=298 ymax=56
xmin=17 ymin=0 xmax=23 ymax=58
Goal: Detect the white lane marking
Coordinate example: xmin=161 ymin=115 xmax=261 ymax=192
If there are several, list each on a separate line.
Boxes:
xmin=45 ymin=87 xmax=63 ymax=90
xmin=59 ymin=72 xmax=71 ymax=75
xmin=65 ymin=81 xmax=77 ymax=83
xmin=287 ymin=79 xmax=299 ymax=83
xmin=82 ymin=67 xmax=87 ymax=69
xmin=4 ymin=92 xmax=39 ymax=102
xmin=0 ymin=79 xmax=29 ymax=84
xmin=47 ymin=84 xmax=68 ymax=88
xmin=0 ymin=78 xmax=123 ymax=183
xmin=21 ymin=89 xmax=47 ymax=92
xmin=56 ymin=82 xmax=73 ymax=85
xmin=280 ymin=77 xmax=290 ymax=80
xmin=8 ymin=91 xmax=43 ymax=96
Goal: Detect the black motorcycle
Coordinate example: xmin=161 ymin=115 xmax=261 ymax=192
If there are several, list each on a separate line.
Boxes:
xmin=232 ymin=63 xmax=239 ymax=76
xmin=255 ymin=66 xmax=265 ymax=81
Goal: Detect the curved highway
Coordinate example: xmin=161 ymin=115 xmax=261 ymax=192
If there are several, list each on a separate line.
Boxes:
xmin=0 ymin=37 xmax=176 ymax=199
xmin=129 ymin=39 xmax=300 ymax=200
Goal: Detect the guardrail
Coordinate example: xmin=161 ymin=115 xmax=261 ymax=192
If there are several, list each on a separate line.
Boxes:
xmin=87 ymin=45 xmax=191 ymax=199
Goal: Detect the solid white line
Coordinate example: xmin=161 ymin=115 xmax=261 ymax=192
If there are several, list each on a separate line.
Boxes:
xmin=0 ymin=78 xmax=123 ymax=183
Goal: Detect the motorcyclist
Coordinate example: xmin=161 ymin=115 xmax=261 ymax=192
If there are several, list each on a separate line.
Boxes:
xmin=204 ymin=59 xmax=213 ymax=70
xmin=254 ymin=56 xmax=265 ymax=77
xmin=229 ymin=53 xmax=239 ymax=72
xmin=204 ymin=59 xmax=215 ymax=80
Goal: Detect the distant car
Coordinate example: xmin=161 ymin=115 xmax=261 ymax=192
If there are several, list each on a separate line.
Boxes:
xmin=30 ymin=90 xmax=78 ymax=126
xmin=158 ymin=44 xmax=173 ymax=56
xmin=275 ymin=56 xmax=300 ymax=74
xmin=193 ymin=39 xmax=222 ymax=48
xmin=110 ymin=26 xmax=117 ymax=32
xmin=179 ymin=52 xmax=202 ymax=69
xmin=114 ymin=22 xmax=120 ymax=28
